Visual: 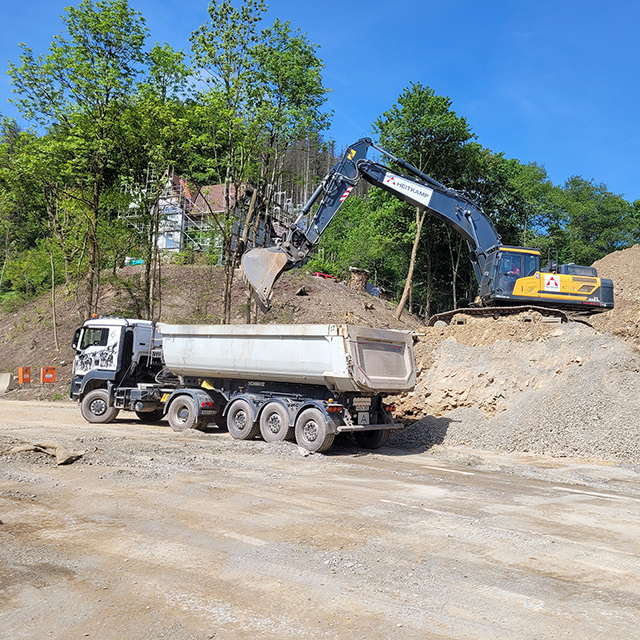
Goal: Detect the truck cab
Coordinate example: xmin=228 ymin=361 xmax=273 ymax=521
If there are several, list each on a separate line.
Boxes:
xmin=70 ymin=317 xmax=166 ymax=423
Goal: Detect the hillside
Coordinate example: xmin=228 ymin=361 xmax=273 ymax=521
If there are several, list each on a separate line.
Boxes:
xmin=2 ymin=248 xmax=640 ymax=464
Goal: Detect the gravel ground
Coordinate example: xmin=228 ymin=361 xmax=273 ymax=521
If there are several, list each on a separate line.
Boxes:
xmin=2 ymin=402 xmax=640 ymax=640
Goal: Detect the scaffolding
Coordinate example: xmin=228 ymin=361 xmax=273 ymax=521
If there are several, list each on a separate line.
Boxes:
xmin=119 ymin=168 xmax=221 ymax=253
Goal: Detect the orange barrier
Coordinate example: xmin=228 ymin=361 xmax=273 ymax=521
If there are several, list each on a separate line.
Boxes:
xmin=40 ymin=367 xmax=56 ymax=384
xmin=18 ymin=367 xmax=31 ymax=384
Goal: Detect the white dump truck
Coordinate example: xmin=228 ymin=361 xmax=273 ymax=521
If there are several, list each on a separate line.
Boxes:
xmin=70 ymin=318 xmax=416 ymax=453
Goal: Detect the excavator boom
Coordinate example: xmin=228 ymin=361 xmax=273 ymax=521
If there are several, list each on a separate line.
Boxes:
xmin=241 ymin=137 xmax=500 ymax=307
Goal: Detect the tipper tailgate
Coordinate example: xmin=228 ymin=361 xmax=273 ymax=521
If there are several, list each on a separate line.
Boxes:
xmin=342 ymin=325 xmax=416 ymax=392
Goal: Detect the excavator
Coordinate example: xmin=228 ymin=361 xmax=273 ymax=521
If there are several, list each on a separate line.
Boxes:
xmin=241 ymin=138 xmax=614 ymax=324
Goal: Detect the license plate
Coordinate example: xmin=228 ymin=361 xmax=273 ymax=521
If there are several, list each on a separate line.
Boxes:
xmin=358 ymin=411 xmax=370 ymax=425
xmin=200 ymin=410 xmax=216 ymax=415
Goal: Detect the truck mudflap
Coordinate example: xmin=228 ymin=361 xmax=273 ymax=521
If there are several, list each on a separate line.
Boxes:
xmin=336 ymin=423 xmax=404 ymax=433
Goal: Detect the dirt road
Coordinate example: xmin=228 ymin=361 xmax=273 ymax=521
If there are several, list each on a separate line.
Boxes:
xmin=1 ymin=400 xmax=639 ymax=639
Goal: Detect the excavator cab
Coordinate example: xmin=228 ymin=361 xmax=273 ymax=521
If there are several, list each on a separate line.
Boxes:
xmin=494 ymin=250 xmax=539 ymax=295
xmin=480 ymin=246 xmax=614 ymax=312
xmin=479 ymin=247 xmax=540 ymax=300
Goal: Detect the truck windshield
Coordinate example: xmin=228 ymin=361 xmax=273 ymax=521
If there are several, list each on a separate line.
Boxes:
xmin=80 ymin=327 xmax=109 ymax=349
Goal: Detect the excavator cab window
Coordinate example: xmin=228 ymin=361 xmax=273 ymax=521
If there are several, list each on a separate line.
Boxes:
xmin=497 ymin=252 xmax=539 ymax=294
xmin=496 ymin=256 xmax=517 ymax=294
xmin=523 ymin=254 xmax=539 ymax=277
xmin=500 ymin=255 xmax=521 ymax=277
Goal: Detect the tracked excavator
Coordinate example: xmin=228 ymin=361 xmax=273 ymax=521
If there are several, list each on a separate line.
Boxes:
xmin=241 ymin=138 xmax=614 ymax=324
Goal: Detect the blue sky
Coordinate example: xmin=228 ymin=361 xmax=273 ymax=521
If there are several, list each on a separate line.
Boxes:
xmin=1 ymin=0 xmax=638 ymax=202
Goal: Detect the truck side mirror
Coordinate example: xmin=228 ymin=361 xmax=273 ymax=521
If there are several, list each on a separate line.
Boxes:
xmin=72 ymin=327 xmax=82 ymax=351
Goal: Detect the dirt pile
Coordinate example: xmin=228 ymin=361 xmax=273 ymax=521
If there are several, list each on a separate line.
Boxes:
xmin=392 ymin=321 xmax=640 ymax=462
xmin=589 ymin=244 xmax=640 ymax=342
xmin=390 ymin=246 xmax=640 ymax=463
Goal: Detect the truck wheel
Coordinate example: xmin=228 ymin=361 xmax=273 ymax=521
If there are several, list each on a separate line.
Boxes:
xmin=354 ymin=429 xmax=390 ymax=449
xmin=295 ymin=408 xmax=335 ymax=453
xmin=136 ymin=409 xmax=165 ymax=424
xmin=227 ymin=399 xmax=259 ymax=440
xmin=167 ymin=396 xmax=199 ymax=432
xmin=260 ymin=402 xmax=294 ymax=442
xmin=81 ymin=389 xmax=120 ymax=424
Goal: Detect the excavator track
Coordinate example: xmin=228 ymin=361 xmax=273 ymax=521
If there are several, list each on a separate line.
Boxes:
xmin=427 ymin=305 xmax=595 ymax=327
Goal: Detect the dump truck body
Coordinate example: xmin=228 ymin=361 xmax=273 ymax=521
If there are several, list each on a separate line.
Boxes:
xmin=159 ymin=323 xmax=415 ymax=393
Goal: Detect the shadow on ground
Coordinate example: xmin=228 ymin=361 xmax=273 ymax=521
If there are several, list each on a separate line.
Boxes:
xmin=107 ymin=414 xmax=452 ymax=458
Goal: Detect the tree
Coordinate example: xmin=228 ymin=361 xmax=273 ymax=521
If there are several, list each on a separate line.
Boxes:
xmin=373 ymin=83 xmax=475 ymax=319
xmin=8 ymin=0 xmax=148 ymax=318
xmin=247 ymin=18 xmax=331 ymax=242
xmin=191 ymin=0 xmax=267 ymax=323
xmin=190 ymin=0 xmax=331 ymax=322
xmin=550 ymin=177 xmax=634 ymax=266
xmin=117 ymin=42 xmax=192 ymax=321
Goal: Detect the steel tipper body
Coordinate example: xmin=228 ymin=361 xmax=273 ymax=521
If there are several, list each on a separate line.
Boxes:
xmin=70 ymin=318 xmax=415 ymax=453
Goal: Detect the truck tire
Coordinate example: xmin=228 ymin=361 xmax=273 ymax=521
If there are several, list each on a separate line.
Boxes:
xmin=295 ymin=408 xmax=335 ymax=453
xmin=227 ymin=399 xmax=259 ymax=440
xmin=260 ymin=402 xmax=294 ymax=442
xmin=81 ymin=389 xmax=120 ymax=424
xmin=136 ymin=409 xmax=165 ymax=424
xmin=167 ymin=396 xmax=200 ymax=432
xmin=354 ymin=429 xmax=390 ymax=449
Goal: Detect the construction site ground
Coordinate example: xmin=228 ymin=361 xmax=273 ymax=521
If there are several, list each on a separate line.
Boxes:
xmin=2 ymin=246 xmax=640 ymax=638
xmin=1 ymin=401 xmax=639 ymax=640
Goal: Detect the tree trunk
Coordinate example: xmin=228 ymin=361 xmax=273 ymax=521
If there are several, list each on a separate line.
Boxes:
xmin=49 ymin=250 xmax=60 ymax=351
xmin=0 ymin=227 xmax=9 ymax=291
xmin=85 ymin=180 xmax=101 ymax=318
xmin=395 ymin=207 xmax=426 ymax=320
xmin=148 ymin=195 xmax=163 ymax=323
xmin=448 ymin=231 xmax=463 ymax=309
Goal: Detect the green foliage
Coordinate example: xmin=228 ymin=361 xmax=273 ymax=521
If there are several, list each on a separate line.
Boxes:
xmin=173 ymin=250 xmax=196 ymax=266
xmin=374 ymin=82 xmax=475 ymax=183
xmin=1 ymin=242 xmax=64 ymax=298
xmin=0 ymin=6 xmax=636 ymax=322
xmin=531 ymin=177 xmax=635 ymax=266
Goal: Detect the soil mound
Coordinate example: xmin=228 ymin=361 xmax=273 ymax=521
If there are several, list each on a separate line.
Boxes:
xmin=589 ymin=244 xmax=640 ymax=343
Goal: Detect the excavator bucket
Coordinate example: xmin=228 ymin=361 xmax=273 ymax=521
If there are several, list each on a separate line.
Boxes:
xmin=241 ymin=247 xmax=291 ymax=309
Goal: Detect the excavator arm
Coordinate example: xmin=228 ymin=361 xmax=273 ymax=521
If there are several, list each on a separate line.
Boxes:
xmin=242 ymin=137 xmax=502 ymax=308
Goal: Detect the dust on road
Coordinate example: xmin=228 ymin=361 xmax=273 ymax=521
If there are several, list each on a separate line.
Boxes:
xmin=1 ymin=400 xmax=639 ymax=639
